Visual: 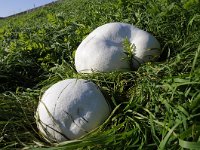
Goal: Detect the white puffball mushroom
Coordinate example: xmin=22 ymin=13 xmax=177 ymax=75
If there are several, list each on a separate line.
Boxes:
xmin=75 ymin=22 xmax=161 ymax=73
xmin=35 ymin=79 xmax=110 ymax=142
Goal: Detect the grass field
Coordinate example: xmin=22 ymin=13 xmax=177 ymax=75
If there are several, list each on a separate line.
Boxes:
xmin=0 ymin=0 xmax=200 ymax=149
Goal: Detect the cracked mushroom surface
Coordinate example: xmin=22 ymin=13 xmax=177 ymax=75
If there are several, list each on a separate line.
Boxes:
xmin=36 ymin=79 xmax=111 ymax=142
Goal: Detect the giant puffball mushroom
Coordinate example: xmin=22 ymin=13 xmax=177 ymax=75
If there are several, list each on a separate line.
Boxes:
xmin=75 ymin=22 xmax=161 ymax=73
xmin=35 ymin=79 xmax=110 ymax=142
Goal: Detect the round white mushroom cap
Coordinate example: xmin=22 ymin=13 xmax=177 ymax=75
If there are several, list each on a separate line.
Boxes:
xmin=36 ymin=79 xmax=111 ymax=142
xmin=75 ymin=22 xmax=161 ymax=73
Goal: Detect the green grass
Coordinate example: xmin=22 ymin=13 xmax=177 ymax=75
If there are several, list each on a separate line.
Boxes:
xmin=0 ymin=0 xmax=200 ymax=149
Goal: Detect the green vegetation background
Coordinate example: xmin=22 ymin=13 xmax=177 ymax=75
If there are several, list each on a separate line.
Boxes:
xmin=0 ymin=0 xmax=200 ymax=149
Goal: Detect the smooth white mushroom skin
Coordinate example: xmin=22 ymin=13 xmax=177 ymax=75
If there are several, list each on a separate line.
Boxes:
xmin=36 ymin=79 xmax=110 ymax=142
xmin=75 ymin=22 xmax=161 ymax=73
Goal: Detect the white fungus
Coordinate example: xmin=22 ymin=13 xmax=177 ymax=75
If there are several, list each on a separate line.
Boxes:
xmin=75 ymin=22 xmax=161 ymax=73
xmin=36 ymin=79 xmax=110 ymax=142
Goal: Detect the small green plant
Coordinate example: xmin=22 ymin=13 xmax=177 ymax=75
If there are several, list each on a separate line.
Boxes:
xmin=122 ymin=37 xmax=136 ymax=68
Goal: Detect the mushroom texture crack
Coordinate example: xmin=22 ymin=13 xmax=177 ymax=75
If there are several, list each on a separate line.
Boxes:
xmin=63 ymin=110 xmax=89 ymax=133
xmin=37 ymin=118 xmax=71 ymax=141
xmin=53 ymin=83 xmax=71 ymax=116
xmin=77 ymin=108 xmax=89 ymax=123
xmin=75 ymin=22 xmax=161 ymax=73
